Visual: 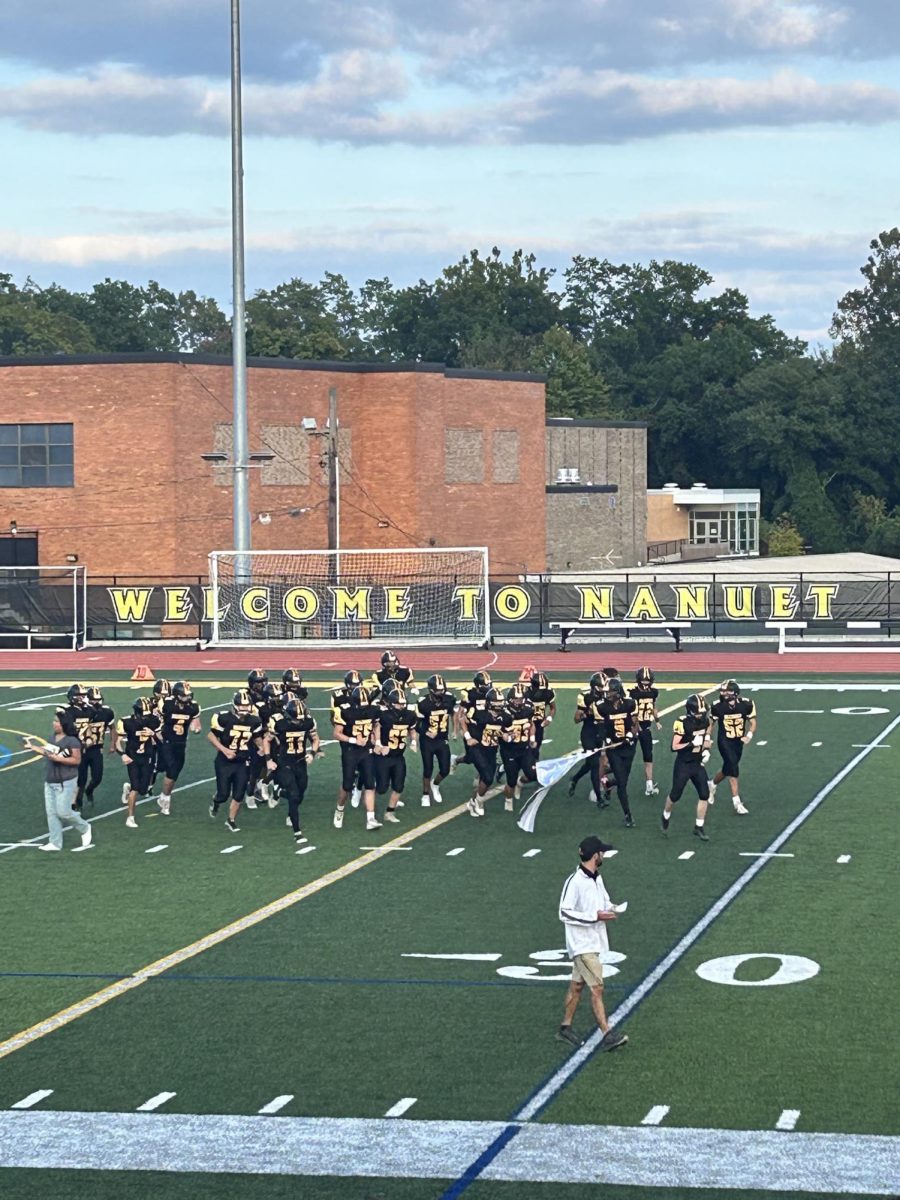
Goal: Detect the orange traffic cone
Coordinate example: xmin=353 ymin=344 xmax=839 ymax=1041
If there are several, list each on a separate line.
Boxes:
xmin=131 ymin=664 xmax=155 ymax=681
xmin=518 ymin=664 xmax=536 ymax=682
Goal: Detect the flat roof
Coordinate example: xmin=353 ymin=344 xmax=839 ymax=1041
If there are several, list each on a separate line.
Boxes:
xmin=648 ymin=487 xmax=760 ymax=505
xmin=546 ymin=417 xmax=648 ymax=429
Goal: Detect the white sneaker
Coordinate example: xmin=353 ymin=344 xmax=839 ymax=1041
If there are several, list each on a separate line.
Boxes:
xmin=285 ymin=816 xmax=293 ymax=828
xmin=421 ymin=794 xmax=431 ymax=807
xmin=125 ymin=816 xmax=138 ymax=829
xmin=267 ymin=793 xmax=279 ymax=809
xmin=504 ymin=797 xmax=514 ymax=812
xmin=448 ymin=755 xmax=457 ymax=775
xmin=733 ymin=798 xmax=749 ymax=815
xmin=432 ymin=786 xmax=443 ymax=804
xmin=366 ymin=816 xmax=382 ymax=831
xmin=467 ymin=796 xmax=484 ymax=818
xmin=466 ymin=798 xmax=479 ymax=817
xmin=121 ymin=782 xmax=129 ymax=806
xmin=293 ymin=831 xmax=308 ymax=845
xmin=514 ymin=784 xmax=521 ymax=800
xmin=39 ymin=843 xmax=61 ymax=851
xmin=384 ymin=811 xmax=400 ymax=823
xmin=394 ymin=798 xmax=404 ymax=808
xmin=259 ymin=782 xmax=272 ymax=804
xmin=588 ymin=789 xmax=597 ymax=803
xmin=333 ymin=807 xmax=345 ymax=829
xmin=158 ymin=796 xmax=171 ymax=815
xmin=81 ymin=825 xmax=93 ymax=848
xmin=645 ymin=781 xmax=659 ymax=796
xmin=245 ymin=796 xmax=258 ymax=810
xmin=708 ymin=781 xmax=717 ymax=805
xmin=350 ymin=787 xmax=362 ymax=809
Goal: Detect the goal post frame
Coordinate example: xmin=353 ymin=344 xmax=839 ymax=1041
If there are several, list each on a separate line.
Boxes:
xmin=0 ymin=564 xmax=87 ymax=650
xmin=207 ymin=546 xmax=492 ymax=648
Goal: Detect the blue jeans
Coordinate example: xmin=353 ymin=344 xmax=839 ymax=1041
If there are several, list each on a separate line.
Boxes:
xmin=44 ymin=779 xmax=89 ymax=849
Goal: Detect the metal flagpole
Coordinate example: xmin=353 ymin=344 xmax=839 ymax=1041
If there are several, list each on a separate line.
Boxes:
xmin=230 ymin=0 xmax=251 ymax=578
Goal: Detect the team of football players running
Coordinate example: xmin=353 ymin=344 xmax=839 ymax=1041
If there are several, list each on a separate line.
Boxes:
xmin=51 ymin=656 xmax=756 ymax=845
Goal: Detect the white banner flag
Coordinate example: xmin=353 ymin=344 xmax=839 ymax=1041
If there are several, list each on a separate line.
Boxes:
xmin=518 ymin=749 xmax=595 ymax=834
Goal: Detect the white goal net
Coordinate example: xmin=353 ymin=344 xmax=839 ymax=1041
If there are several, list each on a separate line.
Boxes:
xmin=207 ymin=547 xmax=491 ymax=646
xmin=0 ymin=565 xmax=87 ymax=650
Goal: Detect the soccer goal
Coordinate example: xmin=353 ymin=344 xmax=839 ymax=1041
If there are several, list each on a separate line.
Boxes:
xmin=207 ymin=547 xmax=491 ymax=647
xmin=0 ymin=564 xmax=87 ymax=650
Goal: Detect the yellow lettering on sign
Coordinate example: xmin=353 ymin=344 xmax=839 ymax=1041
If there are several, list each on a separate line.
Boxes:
xmin=670 ymin=584 xmax=710 ymax=621
xmin=625 ymin=585 xmax=664 ymax=622
xmin=576 ymin=585 xmax=613 ymax=620
xmin=283 ymin=587 xmax=319 ymax=622
xmin=330 ymin=587 xmax=372 ymax=621
xmin=805 ymin=584 xmax=838 ymax=620
xmin=202 ymin=586 xmax=229 ymax=623
xmin=453 ymin=586 xmax=482 ymax=621
xmin=106 ymin=587 xmax=153 ymax=623
xmin=240 ymin=587 xmax=270 ymax=623
xmin=769 ymin=584 xmax=799 ymax=620
xmin=494 ymin=586 xmax=531 ymax=621
xmin=163 ymin=587 xmax=192 ymax=623
xmin=722 ymin=585 xmax=757 ymax=620
xmin=384 ymin=587 xmax=411 ymax=622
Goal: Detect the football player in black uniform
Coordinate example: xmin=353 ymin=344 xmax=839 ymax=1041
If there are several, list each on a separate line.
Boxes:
xmin=596 ymin=679 xmax=638 ymax=827
xmin=630 ymin=666 xmax=661 ymax=797
xmin=56 ymin=684 xmax=92 ymax=741
xmin=250 ymin=682 xmax=285 ymax=809
xmin=661 ymin=694 xmax=713 ymax=841
xmin=282 ymin=668 xmax=308 ymax=702
xmin=375 ymin=683 xmax=419 ymax=823
xmin=157 ymin=681 xmax=201 ymax=815
xmin=710 ymin=680 xmax=757 ymax=815
xmin=417 ymin=674 xmax=456 ymax=807
xmin=208 ymin=689 xmax=264 ymax=833
xmin=266 ymin=696 xmax=319 ymax=846
xmin=333 ymin=683 xmax=382 ymax=832
xmin=74 ymin=687 xmax=115 ymax=811
xmin=526 ymin=672 xmax=556 ymax=757
xmin=568 ymin=672 xmax=607 ymax=799
xmin=115 ymin=697 xmax=162 ymax=829
xmin=369 ymin=650 xmax=417 ymax=696
xmin=247 ymin=669 xmax=269 ymax=707
xmin=464 ymin=686 xmax=505 ymax=818
xmin=499 ymin=684 xmax=537 ymax=812
xmin=331 ymin=670 xmax=364 ymax=807
xmin=452 ymin=670 xmax=493 ymax=769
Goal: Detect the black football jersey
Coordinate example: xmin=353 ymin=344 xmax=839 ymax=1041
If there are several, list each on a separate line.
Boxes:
xmin=575 ymin=690 xmax=602 ymax=727
xmin=460 ymin=684 xmax=491 ymax=719
xmin=417 ymin=692 xmax=456 ymax=740
xmin=82 ymin=705 xmax=115 ymax=749
xmin=596 ymin=699 xmax=637 ymax=745
xmin=673 ymin=713 xmax=711 ymax=762
xmin=268 ymin=713 xmax=316 ymax=763
xmin=117 ymin=713 xmax=161 ymax=758
xmin=527 ymin=685 xmax=556 ymax=723
xmin=377 ymin=708 xmax=419 ymax=756
xmin=629 ymin=685 xmax=659 ymax=726
xmin=711 ymin=698 xmax=756 ymax=740
xmin=56 ymin=704 xmax=93 ymax=742
xmin=330 ymin=686 xmax=354 ymax=726
xmin=210 ymin=710 xmax=263 ymax=761
xmin=500 ymin=701 xmax=536 ymax=745
xmin=336 ymin=703 xmax=381 ymax=745
xmin=467 ymin=709 xmax=504 ymax=748
xmin=160 ymin=698 xmax=200 ymax=744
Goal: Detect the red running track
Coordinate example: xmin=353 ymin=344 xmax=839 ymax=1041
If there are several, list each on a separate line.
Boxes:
xmin=0 ymin=646 xmax=897 ymax=675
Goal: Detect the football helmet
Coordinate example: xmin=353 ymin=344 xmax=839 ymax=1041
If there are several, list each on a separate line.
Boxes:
xmin=506 ymin=683 xmax=526 ymax=709
xmin=383 ymin=683 xmax=407 ymax=710
xmin=381 ymin=651 xmax=399 ymax=675
xmin=172 ymin=681 xmax=193 ymax=702
xmin=152 ymin=679 xmax=172 ymax=700
xmin=85 ymin=686 xmax=104 ymax=707
xmin=530 ymin=671 xmax=549 ymax=691
xmin=588 ymin=671 xmax=608 ymax=694
xmin=263 ymin=681 xmax=284 ymax=704
xmin=485 ymin=686 xmax=504 ymax=713
xmin=66 ymin=683 xmax=87 ymax=706
xmin=473 ymin=671 xmax=492 ymax=689
xmin=133 ymin=696 xmax=155 ymax=718
xmin=351 ymin=684 xmax=375 ymax=708
xmin=283 ymin=697 xmax=305 ymax=721
xmin=685 ymin=693 xmax=708 ymax=716
xmin=635 ymin=666 xmax=655 ymax=686
xmin=344 ymin=669 xmax=361 ymax=689
xmin=720 ymin=679 xmax=741 ymax=701
xmin=282 ymin=668 xmax=303 ymax=690
xmin=427 ymin=673 xmax=447 ymax=696
xmin=232 ymin=688 xmax=254 ymax=715
xmin=606 ymin=678 xmax=626 ymax=704
xmin=247 ymin=669 xmax=268 ymax=693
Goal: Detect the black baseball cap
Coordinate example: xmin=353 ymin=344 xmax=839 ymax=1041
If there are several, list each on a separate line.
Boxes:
xmin=579 ymin=835 xmax=614 ymax=860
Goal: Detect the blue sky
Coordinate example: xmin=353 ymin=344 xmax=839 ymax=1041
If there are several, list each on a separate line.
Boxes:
xmin=1 ymin=0 xmax=899 ymax=345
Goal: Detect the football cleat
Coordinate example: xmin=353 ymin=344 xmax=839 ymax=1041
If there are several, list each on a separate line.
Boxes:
xmin=225 ymin=818 xmax=240 ymax=833
xmin=645 ymin=780 xmax=659 ymax=796
xmin=244 ymin=795 xmax=258 ymax=810
xmin=350 ymin=787 xmax=362 ymax=809
xmin=599 ymin=1029 xmax=628 ymax=1052
xmin=333 ymin=807 xmax=345 ymax=829
xmin=121 ymin=782 xmax=130 ymax=806
xmin=421 ymin=794 xmax=431 ymax=807
xmin=125 ymin=815 xmax=138 ymax=829
xmin=384 ymin=811 xmax=401 ymax=824
xmin=366 ymin=815 xmax=383 ymax=831
xmin=708 ymin=781 xmax=717 ymax=805
xmin=504 ymin=797 xmax=514 ymax=812
xmin=693 ymin=825 xmax=710 ymax=842
xmin=432 ymin=785 xmax=443 ymax=804
xmin=733 ymin=798 xmax=749 ymax=815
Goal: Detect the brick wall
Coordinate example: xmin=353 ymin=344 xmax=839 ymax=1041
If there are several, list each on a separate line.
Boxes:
xmin=0 ymin=357 xmax=548 ymax=575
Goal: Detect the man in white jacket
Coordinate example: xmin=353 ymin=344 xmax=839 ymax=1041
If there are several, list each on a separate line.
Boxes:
xmin=557 ymin=835 xmax=628 ymax=1051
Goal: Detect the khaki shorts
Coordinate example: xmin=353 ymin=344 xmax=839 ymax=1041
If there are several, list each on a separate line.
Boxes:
xmin=571 ymin=952 xmax=604 ymax=988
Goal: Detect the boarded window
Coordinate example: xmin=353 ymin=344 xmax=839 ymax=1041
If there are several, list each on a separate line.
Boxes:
xmin=492 ymin=430 xmax=520 ymax=484
xmin=260 ymin=425 xmax=310 ymax=486
xmin=445 ymin=428 xmax=484 ymax=484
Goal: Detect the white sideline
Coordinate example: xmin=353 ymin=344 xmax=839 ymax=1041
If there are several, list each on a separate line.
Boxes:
xmin=0 ymin=1112 xmax=896 ymax=1194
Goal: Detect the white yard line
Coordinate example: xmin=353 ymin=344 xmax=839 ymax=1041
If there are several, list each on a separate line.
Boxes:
xmin=641 ymin=1105 xmax=670 ymax=1126
xmin=136 ymin=1092 xmax=176 ymax=1112
xmin=220 ymin=845 xmax=243 ymax=855
xmin=145 ymin=845 xmax=168 ymax=854
xmin=0 ymin=1112 xmax=896 ymax=1194
xmin=677 ymin=851 xmax=694 ymax=861
xmin=836 ymin=854 xmax=852 ymax=864
xmin=522 ymin=848 xmax=541 ymax=858
xmin=512 ymin=707 xmax=900 ymax=1124
xmin=295 ymin=846 xmax=316 ymax=856
xmin=776 ymin=1109 xmax=800 ymax=1131
xmin=10 ymin=1090 xmax=53 ymax=1110
xmin=446 ymin=847 xmax=466 ymax=856
xmin=738 ymin=852 xmax=795 ymax=859
xmin=258 ymin=1095 xmax=294 ymax=1115
xmin=385 ymin=1097 xmax=418 ymax=1118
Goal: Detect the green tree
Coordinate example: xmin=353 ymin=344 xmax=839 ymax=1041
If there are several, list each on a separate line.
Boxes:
xmin=762 ymin=514 xmax=805 ymax=556
xmin=528 ymin=325 xmax=615 ymax=418
xmin=831 ymin=229 xmax=900 ymax=350
xmin=245 ymin=277 xmax=357 ymax=360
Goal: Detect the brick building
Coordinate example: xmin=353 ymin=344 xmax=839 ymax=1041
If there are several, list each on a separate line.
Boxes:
xmin=0 ymin=354 xmax=648 ymax=578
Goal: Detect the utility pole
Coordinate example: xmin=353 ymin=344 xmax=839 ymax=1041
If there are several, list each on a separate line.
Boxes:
xmin=230 ymin=0 xmax=250 ymax=574
xmin=327 ymin=386 xmax=340 ymax=552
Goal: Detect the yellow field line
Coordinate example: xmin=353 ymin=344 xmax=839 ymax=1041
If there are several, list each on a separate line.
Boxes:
xmin=0 ymin=683 xmax=713 ymax=1062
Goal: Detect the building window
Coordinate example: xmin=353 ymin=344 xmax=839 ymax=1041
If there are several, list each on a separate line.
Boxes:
xmin=445 ymin=429 xmax=484 ymax=484
xmin=0 ymin=424 xmax=73 ymax=487
xmin=690 ymin=504 xmax=759 ymax=554
xmin=492 ymin=430 xmax=520 ymax=484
